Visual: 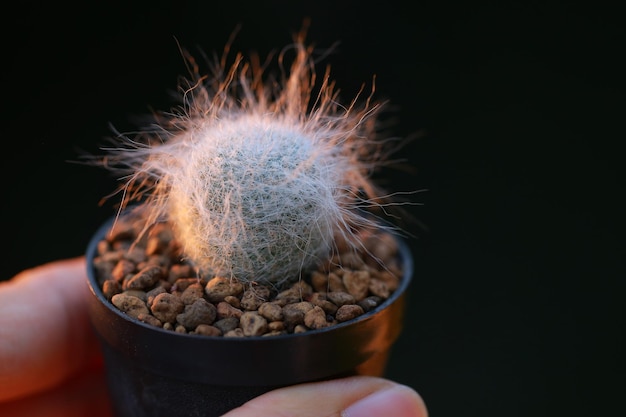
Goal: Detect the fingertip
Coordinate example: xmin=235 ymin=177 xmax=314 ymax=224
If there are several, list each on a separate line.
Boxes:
xmin=342 ymin=384 xmax=428 ymax=417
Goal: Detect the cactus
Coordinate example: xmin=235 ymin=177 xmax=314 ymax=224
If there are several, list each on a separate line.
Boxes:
xmin=96 ymin=31 xmax=407 ymax=286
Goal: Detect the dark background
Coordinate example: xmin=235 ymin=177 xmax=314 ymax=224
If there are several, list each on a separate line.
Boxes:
xmin=2 ymin=1 xmax=624 ymax=416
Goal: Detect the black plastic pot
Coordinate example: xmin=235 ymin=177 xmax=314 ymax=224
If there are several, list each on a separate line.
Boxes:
xmin=86 ymin=215 xmax=414 ymax=417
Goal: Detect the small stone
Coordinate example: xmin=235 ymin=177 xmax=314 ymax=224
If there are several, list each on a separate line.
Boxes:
xmin=275 ymin=281 xmax=313 ymax=303
xmin=240 ymin=286 xmax=271 ymax=311
xmin=224 ymin=295 xmax=241 ymax=308
xmin=263 ymin=330 xmax=287 ymax=337
xmin=282 ymin=302 xmax=314 ymax=328
xmin=358 ymin=296 xmax=383 ymax=312
xmin=193 ymin=324 xmax=222 ymax=337
xmin=123 ymin=246 xmax=149 ymax=265
xmin=205 ymin=277 xmax=244 ymax=303
xmin=240 ymin=312 xmax=268 ymax=336
xmin=102 ymin=280 xmax=122 ymax=300
xmin=268 ymin=321 xmax=285 ymax=332
xmin=111 ymin=293 xmax=150 ymax=319
xmin=304 ymin=306 xmax=330 ymax=329
xmin=327 ymin=291 xmax=356 ymax=307
xmin=168 ymin=264 xmax=194 ymax=283
xmin=374 ymin=270 xmax=400 ymax=292
xmin=368 ymin=279 xmax=391 ymax=299
xmin=366 ymin=232 xmax=398 ymax=264
xmin=123 ymin=265 xmax=163 ymax=291
xmin=146 ymin=286 xmax=167 ymax=308
xmin=258 ymin=302 xmax=284 ymax=321
xmin=328 ymin=272 xmax=347 ymax=292
xmin=308 ymin=293 xmax=338 ymax=315
xmin=337 ymin=251 xmax=364 ymax=269
xmin=180 ymin=283 xmax=205 ymax=305
xmin=342 ymin=270 xmax=371 ymax=301
xmin=310 ymin=271 xmax=328 ymax=292
xmin=145 ymin=235 xmax=169 ymax=256
xmin=172 ymin=278 xmax=201 ymax=293
xmin=123 ymin=290 xmax=147 ymax=301
xmin=224 ymin=328 xmax=245 ymax=338
xmin=213 ymin=317 xmax=240 ymax=334
xmin=293 ymin=324 xmax=308 ymax=333
xmin=150 ymin=293 xmax=184 ymax=323
xmin=137 ymin=313 xmax=162 ymax=328
xmin=175 ymin=325 xmax=187 ymax=333
xmin=177 ymin=298 xmax=217 ymax=329
xmin=335 ymin=304 xmax=365 ymax=322
xmin=111 ymin=259 xmax=135 ymax=282
xmin=216 ymin=301 xmax=243 ymax=319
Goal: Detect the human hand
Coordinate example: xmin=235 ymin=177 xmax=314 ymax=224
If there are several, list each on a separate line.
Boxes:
xmin=0 ymin=258 xmax=427 ymax=417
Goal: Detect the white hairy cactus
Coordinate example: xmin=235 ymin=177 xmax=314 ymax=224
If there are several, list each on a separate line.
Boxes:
xmin=97 ymin=31 xmax=407 ymax=285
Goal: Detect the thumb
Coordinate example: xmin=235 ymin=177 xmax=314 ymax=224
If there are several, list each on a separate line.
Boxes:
xmin=222 ymin=376 xmax=428 ymax=417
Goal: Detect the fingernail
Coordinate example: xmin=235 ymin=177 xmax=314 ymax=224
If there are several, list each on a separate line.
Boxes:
xmin=342 ymin=385 xmax=424 ymax=417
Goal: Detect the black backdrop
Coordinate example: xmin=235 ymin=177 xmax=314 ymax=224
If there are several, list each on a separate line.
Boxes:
xmin=2 ymin=1 xmax=624 ymax=416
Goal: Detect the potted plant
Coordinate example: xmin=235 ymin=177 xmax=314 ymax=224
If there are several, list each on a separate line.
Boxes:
xmin=85 ymin=30 xmax=418 ymax=417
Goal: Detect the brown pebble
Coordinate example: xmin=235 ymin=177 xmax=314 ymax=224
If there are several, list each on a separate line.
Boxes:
xmin=213 ymin=317 xmax=240 ymax=334
xmin=293 ymin=324 xmax=308 ymax=333
xmin=123 ymin=290 xmax=147 ymax=301
xmin=308 ymin=293 xmax=338 ymax=315
xmin=240 ymin=286 xmax=271 ymax=311
xmin=337 ymin=251 xmax=364 ymax=269
xmin=282 ymin=302 xmax=314 ymax=327
xmin=263 ymin=330 xmax=287 ymax=337
xmin=168 ymin=264 xmax=194 ymax=283
xmin=111 ymin=293 xmax=150 ymax=319
xmin=240 ymin=312 xmax=268 ymax=336
xmin=310 ymin=271 xmax=328 ymax=292
xmin=342 ymin=270 xmax=371 ymax=301
xmin=223 ymin=295 xmax=241 ymax=308
xmin=124 ymin=265 xmax=163 ymax=291
xmin=224 ymin=328 xmax=245 ymax=337
xmin=205 ymin=277 xmax=244 ymax=303
xmin=268 ymin=321 xmax=285 ymax=331
xmin=368 ymin=279 xmax=391 ymax=299
xmin=172 ymin=278 xmax=200 ymax=293
xmin=146 ymin=286 xmax=167 ymax=308
xmin=326 ymin=291 xmax=356 ymax=307
xmin=123 ymin=246 xmax=148 ymax=265
xmin=137 ymin=313 xmax=162 ymax=328
xmin=258 ymin=302 xmax=284 ymax=322
xmin=358 ymin=296 xmax=383 ymax=312
xmin=335 ymin=304 xmax=365 ymax=322
xmin=177 ymin=298 xmax=217 ymax=329
xmin=102 ymin=280 xmax=122 ymax=300
xmin=275 ymin=281 xmax=313 ymax=303
xmin=366 ymin=232 xmax=398 ymax=265
xmin=145 ymin=235 xmax=169 ymax=256
xmin=111 ymin=259 xmax=135 ymax=282
xmin=193 ymin=324 xmax=222 ymax=337
xmin=328 ymin=272 xmax=347 ymax=292
xmin=216 ymin=301 xmax=243 ymax=319
xmin=180 ymin=283 xmax=205 ymax=305
xmin=150 ymin=293 xmax=184 ymax=323
xmin=374 ymin=270 xmax=400 ymax=292
xmin=304 ymin=306 xmax=330 ymax=329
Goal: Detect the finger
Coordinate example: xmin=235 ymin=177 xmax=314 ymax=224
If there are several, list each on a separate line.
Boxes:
xmin=0 ymin=368 xmax=113 ymax=417
xmin=0 ymin=257 xmax=102 ymax=402
xmin=223 ymin=375 xmax=428 ymax=417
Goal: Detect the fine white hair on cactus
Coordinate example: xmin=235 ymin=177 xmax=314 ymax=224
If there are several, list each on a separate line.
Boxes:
xmin=95 ymin=28 xmax=411 ymax=285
